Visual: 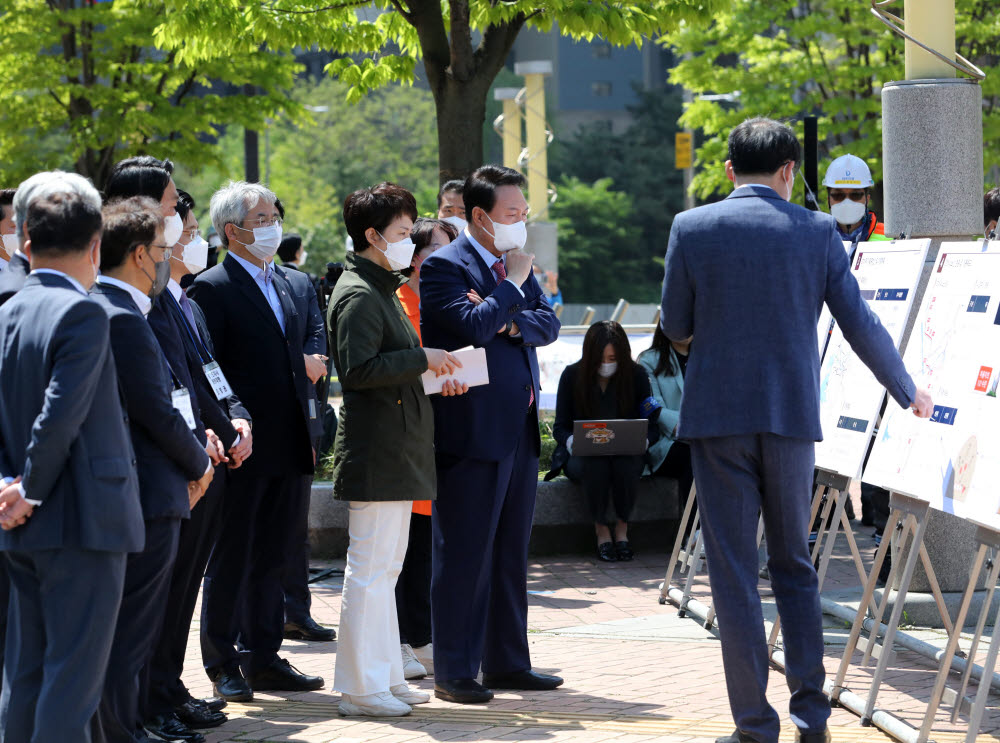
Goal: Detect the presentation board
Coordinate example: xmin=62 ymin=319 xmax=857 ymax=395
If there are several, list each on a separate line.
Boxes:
xmin=864 ymin=241 xmax=1000 ymax=530
xmin=815 ymin=239 xmax=931 ymax=478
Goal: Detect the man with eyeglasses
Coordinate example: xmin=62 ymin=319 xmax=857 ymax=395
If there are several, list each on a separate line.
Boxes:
xmin=189 ymin=181 xmax=324 ymax=703
xmin=823 ymin=154 xmax=889 ymax=248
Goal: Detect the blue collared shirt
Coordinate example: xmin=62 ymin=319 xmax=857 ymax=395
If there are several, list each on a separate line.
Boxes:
xmin=464 ymin=228 xmax=525 ymax=298
xmin=229 ymin=251 xmax=286 ymax=334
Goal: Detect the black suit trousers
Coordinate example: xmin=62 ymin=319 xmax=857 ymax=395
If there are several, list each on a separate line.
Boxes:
xmin=2 ymin=549 xmax=126 ymax=743
xmin=93 ymin=517 xmax=181 ymax=743
xmin=201 ymin=471 xmax=299 ymax=675
xmin=281 ymin=474 xmax=315 ymax=623
xmin=145 ymin=470 xmax=226 ymax=718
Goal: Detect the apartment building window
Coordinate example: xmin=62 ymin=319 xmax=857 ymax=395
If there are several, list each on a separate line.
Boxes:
xmin=592 ymin=81 xmax=613 ymax=97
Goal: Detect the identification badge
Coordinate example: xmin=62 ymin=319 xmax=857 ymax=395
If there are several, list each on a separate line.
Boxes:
xmin=203 ymin=361 xmax=233 ymax=401
xmin=308 ymin=399 xmax=317 ymax=419
xmin=171 ymin=388 xmax=197 ymax=430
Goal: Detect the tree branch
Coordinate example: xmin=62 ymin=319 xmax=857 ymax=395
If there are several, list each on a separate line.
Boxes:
xmin=46 ymin=88 xmax=70 ymax=113
xmin=266 ymin=1 xmax=371 ymax=14
xmin=174 ymin=71 xmax=198 ymax=105
xmin=404 ymin=0 xmax=450 ymax=91
xmin=474 ymin=11 xmax=529 ymax=82
xmin=388 ymin=0 xmax=414 ymax=24
xmin=448 ymin=0 xmax=474 ymax=81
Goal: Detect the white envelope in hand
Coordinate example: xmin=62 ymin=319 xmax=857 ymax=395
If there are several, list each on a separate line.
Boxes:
xmin=422 ymin=346 xmax=490 ymax=395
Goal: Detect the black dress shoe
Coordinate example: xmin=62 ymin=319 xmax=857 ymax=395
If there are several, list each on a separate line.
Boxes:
xmin=482 ymin=669 xmax=564 ymax=691
xmin=284 ymin=616 xmax=336 ymax=642
xmin=173 ymin=700 xmax=227 ymax=729
xmin=715 ymin=730 xmax=759 ymax=743
xmin=209 ymin=667 xmax=253 ymax=702
xmin=434 ymin=678 xmax=494 ymax=704
xmin=615 ymin=540 xmax=634 ymax=561
xmin=597 ymin=541 xmax=616 ymax=562
xmin=144 ymin=713 xmax=206 ymax=742
xmin=796 ymin=729 xmax=831 ymax=743
xmin=247 ymin=657 xmax=324 ymax=691
xmin=188 ymin=695 xmax=227 ymax=713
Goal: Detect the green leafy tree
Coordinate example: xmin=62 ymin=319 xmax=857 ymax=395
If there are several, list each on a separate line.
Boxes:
xmin=157 ymin=0 xmax=728 ymax=182
xmin=177 ymin=77 xmax=440 ymax=270
xmin=664 ymin=0 xmax=1000 ymax=204
xmin=0 ymin=0 xmax=299 ymax=187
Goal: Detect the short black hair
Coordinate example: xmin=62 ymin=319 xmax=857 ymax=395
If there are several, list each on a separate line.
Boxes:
xmin=985 ymin=187 xmax=1000 ymax=229
xmin=343 ymin=182 xmax=418 ymax=253
xmin=100 ymin=196 xmax=162 ymax=272
xmin=104 ymin=156 xmax=174 ymax=203
xmin=437 ymin=179 xmax=465 ymax=208
xmin=0 ymin=188 xmax=15 ymax=221
xmin=727 ymin=117 xmax=801 ymax=176
xmin=275 ymin=198 xmax=285 ymax=221
xmin=463 ymin=165 xmax=526 ymax=219
xmin=401 ymin=218 xmax=459 ymax=277
xmin=176 ymin=189 xmax=195 ymax=222
xmin=278 ymin=233 xmax=303 ymax=263
xmin=25 ymin=191 xmax=102 ymax=257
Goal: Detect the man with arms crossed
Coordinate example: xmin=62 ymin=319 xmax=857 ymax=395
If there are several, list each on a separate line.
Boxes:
xmin=660 ymin=117 xmax=932 ymax=743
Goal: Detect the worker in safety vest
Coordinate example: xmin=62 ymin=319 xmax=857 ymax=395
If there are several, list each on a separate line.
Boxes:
xmin=824 ymin=154 xmax=888 ymax=245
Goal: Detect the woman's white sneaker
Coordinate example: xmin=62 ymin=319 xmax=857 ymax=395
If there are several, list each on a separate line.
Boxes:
xmin=401 ymin=643 xmax=427 ymax=679
xmin=338 ymin=691 xmax=411 ymax=717
xmin=391 ymin=683 xmax=431 ymax=705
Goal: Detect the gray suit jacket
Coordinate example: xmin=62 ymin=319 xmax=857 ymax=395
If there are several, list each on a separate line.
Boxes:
xmin=660 ymin=184 xmax=915 ymax=442
xmin=0 ymin=273 xmax=144 ymax=552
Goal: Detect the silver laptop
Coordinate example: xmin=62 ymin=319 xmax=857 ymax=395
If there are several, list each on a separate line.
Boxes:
xmin=572 ymin=419 xmax=647 ymax=456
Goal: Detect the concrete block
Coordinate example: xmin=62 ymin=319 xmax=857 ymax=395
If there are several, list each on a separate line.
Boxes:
xmin=873 ymin=587 xmax=1000 ymax=629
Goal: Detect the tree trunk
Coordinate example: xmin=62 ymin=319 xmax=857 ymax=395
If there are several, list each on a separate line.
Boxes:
xmin=434 ymin=78 xmax=490 ymax=184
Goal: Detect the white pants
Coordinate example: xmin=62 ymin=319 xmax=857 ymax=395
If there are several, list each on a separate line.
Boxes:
xmin=333 ymin=500 xmax=412 ymax=696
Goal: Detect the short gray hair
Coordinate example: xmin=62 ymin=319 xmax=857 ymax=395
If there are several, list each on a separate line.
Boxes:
xmin=210 ymin=181 xmax=277 ymax=248
xmin=14 ymin=170 xmax=102 ymax=239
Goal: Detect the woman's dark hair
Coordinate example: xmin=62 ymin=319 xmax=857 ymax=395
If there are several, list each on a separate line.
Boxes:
xmin=175 ymin=189 xmax=195 ymax=222
xmin=343 ymin=182 xmax=418 ymax=253
xmin=100 ymin=196 xmax=162 ymax=272
xmin=25 ymin=191 xmax=102 ymax=257
xmin=648 ymin=324 xmax=679 ymax=378
xmin=401 ymin=218 xmax=459 ymax=277
xmin=104 ymin=155 xmax=174 ymax=203
xmin=463 ymin=165 xmax=526 ymax=221
xmin=727 ymin=117 xmax=801 ymax=176
xmin=574 ymin=320 xmax=635 ymax=420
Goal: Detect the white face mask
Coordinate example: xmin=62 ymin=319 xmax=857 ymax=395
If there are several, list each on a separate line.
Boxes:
xmin=376 ymin=230 xmax=416 ymax=272
xmin=236 ymin=223 xmax=283 ymax=262
xmin=830 ymin=199 xmax=867 ymax=227
xmin=163 ymin=212 xmax=184 ymax=247
xmin=1 ymin=233 xmax=17 ymax=256
xmin=175 ymin=235 xmax=209 ymax=275
xmin=782 ymin=165 xmax=795 ymax=202
xmin=598 ymin=361 xmax=618 ymax=378
xmin=298 ymin=250 xmax=308 ymax=266
xmin=443 ymin=215 xmax=468 ymax=233
xmin=483 ymin=214 xmax=527 ymax=253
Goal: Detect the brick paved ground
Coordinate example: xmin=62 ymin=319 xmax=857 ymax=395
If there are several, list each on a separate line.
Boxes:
xmin=177 ymin=496 xmax=1000 ymax=743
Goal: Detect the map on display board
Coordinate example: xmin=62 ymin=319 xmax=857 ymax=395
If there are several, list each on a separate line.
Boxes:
xmin=864 ymin=242 xmax=1000 ymax=530
xmin=815 ymin=239 xmax=931 ymax=478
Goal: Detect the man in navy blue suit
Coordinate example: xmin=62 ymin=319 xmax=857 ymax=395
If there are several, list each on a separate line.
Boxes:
xmin=660 ymin=117 xmax=933 ymax=743
xmin=0 ymin=180 xmax=145 ymax=743
xmin=420 ymin=165 xmax=561 ymax=704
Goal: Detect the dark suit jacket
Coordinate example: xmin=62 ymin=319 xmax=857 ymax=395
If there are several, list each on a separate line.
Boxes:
xmin=420 ymin=233 xmax=561 ymax=461
xmin=0 ymin=251 xmax=30 ymax=307
xmin=90 ymin=282 xmax=210 ymax=520
xmin=283 ymin=266 xmax=327 ymax=441
xmin=0 ymin=273 xmax=144 ymax=552
xmin=189 ymin=255 xmax=313 ymax=476
xmin=660 ymin=184 xmax=915 ymax=442
xmin=149 ymin=296 xmax=208 ymax=447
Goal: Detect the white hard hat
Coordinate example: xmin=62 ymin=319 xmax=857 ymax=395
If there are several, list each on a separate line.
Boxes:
xmin=823 ymin=154 xmax=874 ymax=188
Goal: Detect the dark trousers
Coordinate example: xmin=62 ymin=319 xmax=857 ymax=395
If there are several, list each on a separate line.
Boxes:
xmin=395 ymin=513 xmax=432 ymax=648
xmin=862 ymin=483 xmax=891 ymax=536
xmin=564 ymin=454 xmax=644 ymax=523
xmin=656 ymin=441 xmax=695 ymax=538
xmin=690 ymin=434 xmax=829 ymax=743
xmin=432 ymin=412 xmax=539 ymax=682
xmin=0 ymin=560 xmax=8 ymax=681
xmin=201 ymin=472 xmax=299 ymax=675
xmin=145 ymin=471 xmax=226 ymax=718
xmin=282 ymin=474 xmax=314 ymax=624
xmin=94 ymin=517 xmax=181 ymax=743
xmin=2 ymin=549 xmax=126 ymax=743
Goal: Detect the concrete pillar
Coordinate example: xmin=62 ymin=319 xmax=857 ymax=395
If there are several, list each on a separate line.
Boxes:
xmin=493 ymin=87 xmax=523 ymax=172
xmin=880 ymin=77 xmax=984 ymax=620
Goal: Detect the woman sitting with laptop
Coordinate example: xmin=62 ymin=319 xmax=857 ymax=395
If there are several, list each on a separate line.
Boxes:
xmin=550 ymin=321 xmax=660 ymax=562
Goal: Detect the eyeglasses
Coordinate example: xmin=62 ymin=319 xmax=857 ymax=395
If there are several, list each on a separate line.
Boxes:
xmin=828 ymin=190 xmax=867 ymax=204
xmin=148 ymin=243 xmax=173 ymax=260
xmin=241 ymin=217 xmax=282 ymax=229
xmin=183 ymin=228 xmax=200 ymax=242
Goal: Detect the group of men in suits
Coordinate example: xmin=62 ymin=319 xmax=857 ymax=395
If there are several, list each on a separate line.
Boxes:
xmin=0 ymin=165 xmax=330 ymax=743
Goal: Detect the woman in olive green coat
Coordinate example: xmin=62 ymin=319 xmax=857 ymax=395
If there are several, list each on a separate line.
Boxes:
xmin=328 ymin=182 xmax=466 ymax=718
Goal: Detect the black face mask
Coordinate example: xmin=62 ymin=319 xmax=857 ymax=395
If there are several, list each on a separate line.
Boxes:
xmin=141 ymin=254 xmax=171 ymax=299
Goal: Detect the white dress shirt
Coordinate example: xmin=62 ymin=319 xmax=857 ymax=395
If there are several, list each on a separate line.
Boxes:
xmin=0 ymin=255 xmax=7 ymax=272
xmin=95 ymin=275 xmax=152 ymax=316
xmin=229 ymin=251 xmax=286 ymax=334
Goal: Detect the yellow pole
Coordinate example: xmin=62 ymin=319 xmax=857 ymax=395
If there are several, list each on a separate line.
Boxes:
xmin=515 ymin=60 xmax=553 ymax=220
xmin=502 ymin=98 xmax=521 ymax=171
xmin=903 ymin=0 xmax=956 ymax=80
